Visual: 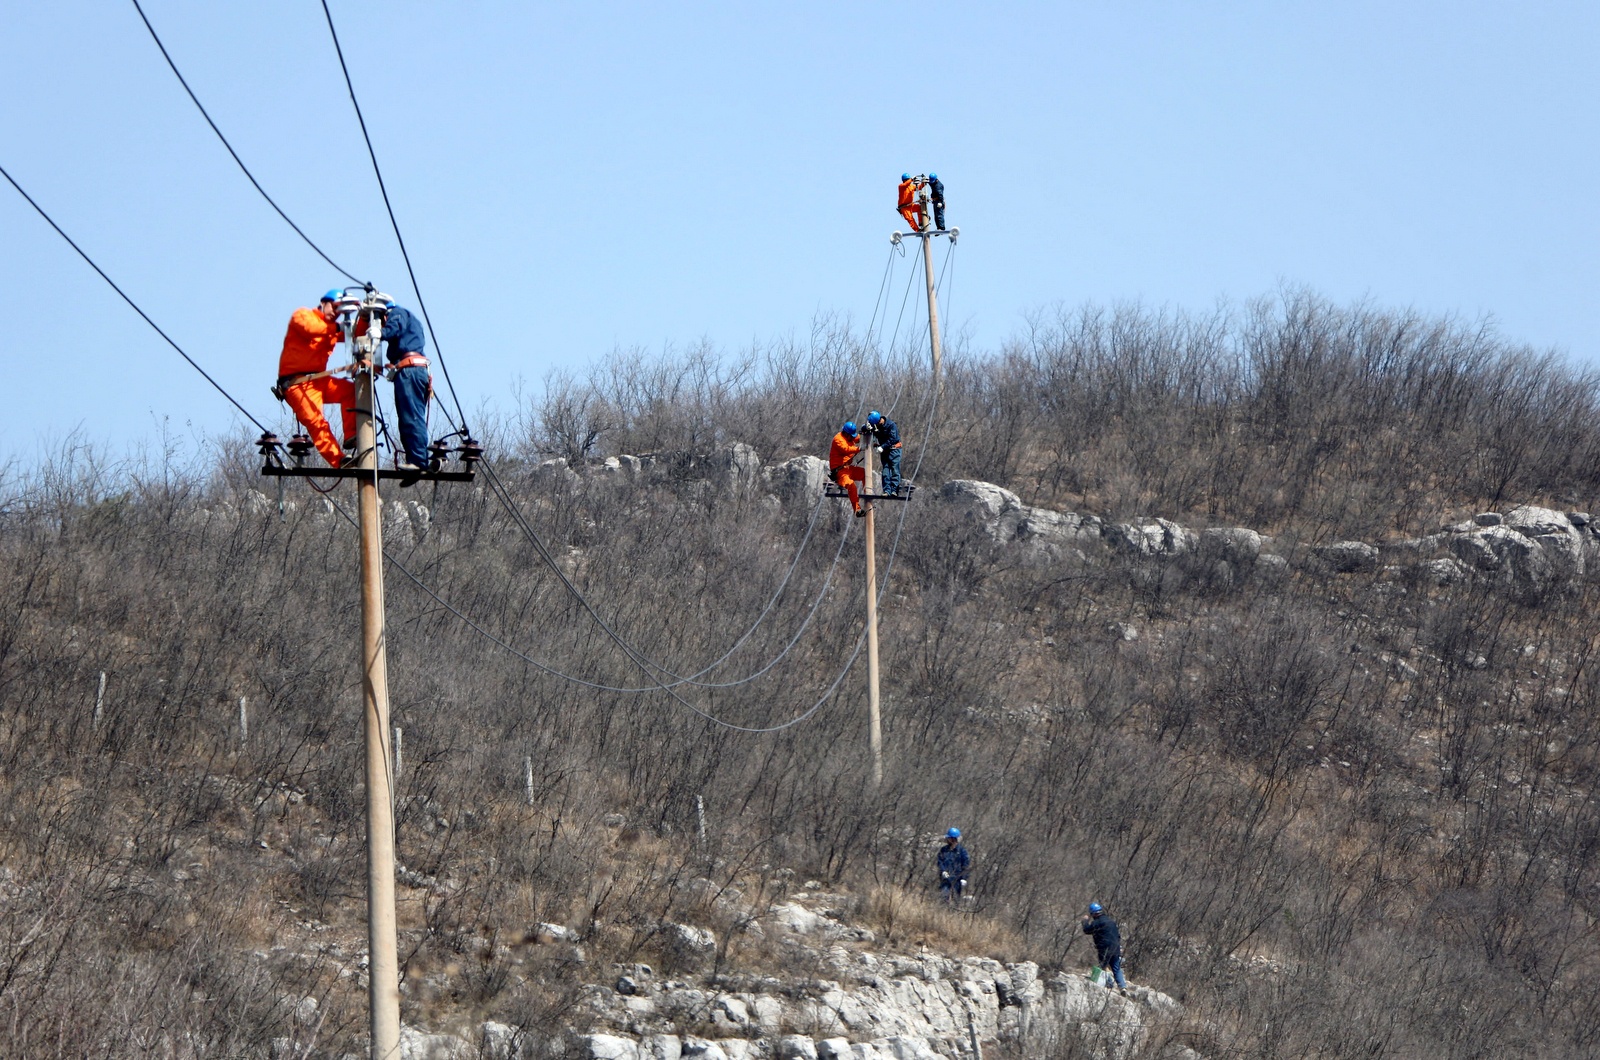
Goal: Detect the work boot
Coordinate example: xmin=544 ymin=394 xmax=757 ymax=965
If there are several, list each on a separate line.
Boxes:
xmin=342 ymin=436 xmax=358 ymax=454
xmin=395 ymin=460 xmax=423 ymax=474
xmin=855 ymin=508 xmax=867 ymax=518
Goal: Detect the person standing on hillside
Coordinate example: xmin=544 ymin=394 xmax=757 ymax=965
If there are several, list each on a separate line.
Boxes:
xmin=897 ymin=173 xmax=924 ymax=232
xmin=277 ymin=290 xmax=357 ymax=468
xmin=937 ymin=828 xmax=970 ymax=902
xmin=829 ymin=421 xmax=866 ymax=516
xmin=865 ymin=410 xmax=903 ymax=496
xmin=1081 ymin=902 xmax=1127 ymax=992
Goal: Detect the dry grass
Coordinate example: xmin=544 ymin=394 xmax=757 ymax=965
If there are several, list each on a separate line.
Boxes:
xmin=859 ymin=884 xmax=1026 ymax=962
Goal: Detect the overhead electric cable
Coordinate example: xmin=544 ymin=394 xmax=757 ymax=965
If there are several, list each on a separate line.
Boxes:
xmin=862 ymin=244 xmax=897 ymax=355
xmin=130 ymin=0 xmax=362 ymax=284
xmin=319 ymin=0 xmax=471 ymax=435
xmin=0 ymin=161 xmax=271 ymax=433
xmin=336 ymin=493 xmax=867 ymax=733
xmin=887 ymin=240 xmax=954 ymax=417
xmin=476 ymin=458 xmax=856 ymax=692
xmin=315 ymin=0 xmax=862 ymax=698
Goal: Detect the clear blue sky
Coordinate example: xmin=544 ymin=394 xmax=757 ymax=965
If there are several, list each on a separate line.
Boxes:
xmin=2 ymin=1 xmax=1596 ymax=463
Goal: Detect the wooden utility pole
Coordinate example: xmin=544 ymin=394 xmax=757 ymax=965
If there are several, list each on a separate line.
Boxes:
xmin=354 ymin=356 xmax=401 ymax=1059
xmin=864 ymin=441 xmax=883 ymax=789
xmin=858 ymin=188 xmax=951 ymax=790
xmin=918 ymin=186 xmax=945 ymax=395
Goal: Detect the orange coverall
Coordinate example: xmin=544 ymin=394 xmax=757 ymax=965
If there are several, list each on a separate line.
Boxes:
xmin=829 ymin=430 xmax=864 ymax=513
xmin=897 ymin=177 xmax=924 ymax=232
xmin=278 ymin=307 xmax=355 ymax=467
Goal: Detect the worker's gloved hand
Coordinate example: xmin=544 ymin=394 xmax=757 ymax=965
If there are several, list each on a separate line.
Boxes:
xmin=876 ymin=446 xmax=884 ymax=453
xmin=959 ymin=879 xmax=967 ymax=888
xmin=941 ymin=871 xmax=950 ymax=880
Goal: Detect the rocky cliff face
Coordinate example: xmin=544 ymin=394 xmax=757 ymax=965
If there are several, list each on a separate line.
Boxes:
xmin=390 ymin=888 xmax=1187 ymax=1060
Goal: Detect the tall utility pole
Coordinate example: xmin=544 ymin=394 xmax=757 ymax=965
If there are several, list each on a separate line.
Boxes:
xmin=919 ymin=207 xmax=945 ymax=398
xmin=863 ymin=196 xmax=951 ymax=789
xmin=258 ymin=290 xmax=478 ymax=1058
xmin=353 ymin=329 xmax=401 ymax=1058
xmin=864 ymin=441 xmax=883 ymax=789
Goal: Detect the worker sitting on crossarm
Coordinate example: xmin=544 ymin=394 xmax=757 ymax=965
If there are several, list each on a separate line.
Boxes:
xmin=830 ymin=421 xmax=866 ymax=517
xmin=374 ymin=300 xmax=433 ymax=472
xmin=897 ymin=173 xmax=924 ymax=232
xmin=865 ymin=410 xmax=903 ymax=496
xmin=928 ymin=172 xmax=945 ymax=231
xmin=277 ymin=289 xmax=359 ymax=467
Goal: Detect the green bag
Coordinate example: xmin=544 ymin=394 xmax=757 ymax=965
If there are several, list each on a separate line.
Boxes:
xmin=1088 ymin=965 xmax=1110 ymax=987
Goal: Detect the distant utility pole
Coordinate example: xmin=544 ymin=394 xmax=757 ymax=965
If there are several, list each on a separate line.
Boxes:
xmin=865 ymin=442 xmax=883 ymax=789
xmin=353 ymin=336 xmax=401 ymax=1059
xmin=861 ymin=189 xmax=952 ymax=790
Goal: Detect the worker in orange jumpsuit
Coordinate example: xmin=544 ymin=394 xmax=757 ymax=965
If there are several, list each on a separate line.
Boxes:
xmin=829 ymin=421 xmax=866 ymax=517
xmin=277 ymin=289 xmax=359 ymax=467
xmin=897 ymin=173 xmax=924 ymax=232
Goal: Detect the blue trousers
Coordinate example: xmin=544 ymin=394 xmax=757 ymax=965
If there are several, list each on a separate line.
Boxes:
xmin=392 ymin=366 xmax=432 ymax=467
xmin=1100 ymin=952 xmax=1126 ymax=989
xmin=881 ymin=445 xmax=903 ymax=494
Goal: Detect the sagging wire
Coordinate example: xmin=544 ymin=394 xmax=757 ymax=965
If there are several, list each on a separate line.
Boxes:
xmin=0 ymin=161 xmax=272 ymax=435
xmin=320 ymin=0 xmax=471 ymax=437
xmin=130 ymin=0 xmax=363 ymax=284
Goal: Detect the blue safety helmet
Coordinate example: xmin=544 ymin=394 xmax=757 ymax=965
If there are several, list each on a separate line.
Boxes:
xmin=947 ymin=827 xmax=961 ymax=839
xmin=929 ymin=172 xmax=938 ymax=181
xmin=1088 ymin=902 xmax=1103 ymax=915
xmin=321 ymin=288 xmax=342 ymax=303
xmin=901 ymin=173 xmax=910 ymax=181
xmin=867 ymin=410 xmax=882 ymax=426
xmin=842 ymin=421 xmax=858 ymax=437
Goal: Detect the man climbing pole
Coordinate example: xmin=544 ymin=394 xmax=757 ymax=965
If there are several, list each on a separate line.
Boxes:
xmin=1081 ymin=902 xmax=1128 ymax=993
xmin=865 ymin=410 xmax=902 ymax=496
xmin=373 ymin=299 xmax=434 ymax=472
xmin=928 ymin=172 xmax=945 ymax=231
xmin=276 ymin=289 xmax=360 ymax=467
xmin=938 ymin=828 xmax=970 ymax=903
xmin=829 ymin=421 xmax=866 ymax=517
xmin=897 ymin=173 xmax=924 ymax=232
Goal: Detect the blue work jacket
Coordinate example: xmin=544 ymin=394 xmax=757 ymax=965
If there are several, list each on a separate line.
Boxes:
xmin=937 ymin=841 xmax=970 ymax=877
xmin=1083 ymin=913 xmax=1121 ymax=957
xmin=381 ymin=306 xmax=427 ymax=364
xmin=869 ymin=417 xmax=901 ymax=448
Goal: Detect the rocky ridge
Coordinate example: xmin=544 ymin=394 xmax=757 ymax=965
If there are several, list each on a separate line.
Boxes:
xmin=380 ymin=886 xmax=1186 ymax=1060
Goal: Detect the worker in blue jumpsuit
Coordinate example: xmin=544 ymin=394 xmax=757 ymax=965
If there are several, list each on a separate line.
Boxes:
xmin=866 ymin=410 xmax=903 ymax=496
xmin=928 ymin=173 xmax=946 ymax=231
xmin=1081 ymin=902 xmax=1127 ymax=991
xmin=937 ymin=828 xmax=970 ymax=902
xmin=377 ymin=301 xmax=433 ymax=472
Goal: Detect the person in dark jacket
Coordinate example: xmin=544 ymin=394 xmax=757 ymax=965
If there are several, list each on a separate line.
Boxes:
xmin=376 ymin=301 xmax=433 ymax=472
xmin=1081 ymin=902 xmax=1126 ymax=990
xmin=865 ymin=410 xmax=903 ymax=495
xmin=937 ymin=828 xmax=970 ymax=902
xmin=928 ymin=173 xmax=946 ymax=231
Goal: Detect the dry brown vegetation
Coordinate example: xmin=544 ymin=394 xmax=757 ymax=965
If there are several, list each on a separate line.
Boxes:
xmin=2 ymin=290 xmax=1599 ymax=1056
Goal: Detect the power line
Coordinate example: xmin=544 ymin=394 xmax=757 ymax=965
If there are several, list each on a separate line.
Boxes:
xmin=129 ymin=0 xmax=362 ymax=284
xmin=319 ymin=0 xmax=471 ymax=436
xmin=0 ymin=161 xmax=271 ymax=434
xmin=338 ymin=492 xmax=871 ymax=734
